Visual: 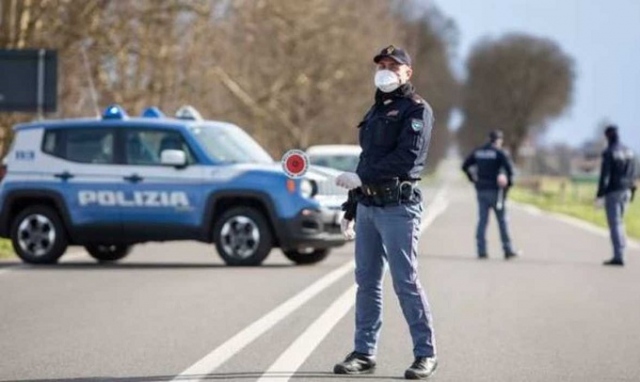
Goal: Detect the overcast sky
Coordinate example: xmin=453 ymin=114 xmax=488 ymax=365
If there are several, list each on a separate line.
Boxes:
xmin=433 ymin=0 xmax=640 ymax=150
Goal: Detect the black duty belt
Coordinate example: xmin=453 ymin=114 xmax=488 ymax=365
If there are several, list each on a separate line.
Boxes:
xmin=361 ymin=180 xmax=417 ymax=206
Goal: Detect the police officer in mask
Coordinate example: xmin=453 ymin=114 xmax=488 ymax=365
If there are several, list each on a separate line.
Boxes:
xmin=597 ymin=125 xmax=637 ymax=266
xmin=462 ymin=130 xmax=519 ymax=259
xmin=334 ymin=45 xmax=437 ymax=380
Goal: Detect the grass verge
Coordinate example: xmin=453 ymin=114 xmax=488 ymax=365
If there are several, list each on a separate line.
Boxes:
xmin=510 ymin=177 xmax=639 ymax=240
xmin=0 ymin=238 xmax=15 ymax=259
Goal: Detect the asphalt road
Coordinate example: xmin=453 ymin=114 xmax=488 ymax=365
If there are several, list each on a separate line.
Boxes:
xmin=1 ymin=176 xmax=639 ymax=382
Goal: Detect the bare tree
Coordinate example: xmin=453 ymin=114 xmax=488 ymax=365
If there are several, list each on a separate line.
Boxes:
xmin=1 ymin=0 xmax=459 ymax=173
xmin=458 ymin=33 xmax=574 ymax=159
xmin=401 ymin=4 xmax=459 ymax=172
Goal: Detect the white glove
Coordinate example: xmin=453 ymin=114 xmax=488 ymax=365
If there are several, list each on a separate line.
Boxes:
xmin=340 ymin=218 xmax=356 ymax=240
xmin=336 ymin=172 xmax=362 ymax=190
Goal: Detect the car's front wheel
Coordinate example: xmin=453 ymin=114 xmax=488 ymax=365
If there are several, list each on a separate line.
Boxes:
xmin=10 ymin=205 xmax=68 ymax=264
xmin=283 ymin=248 xmax=330 ymax=265
xmin=213 ymin=206 xmax=273 ymax=266
xmin=85 ymin=244 xmax=132 ymax=263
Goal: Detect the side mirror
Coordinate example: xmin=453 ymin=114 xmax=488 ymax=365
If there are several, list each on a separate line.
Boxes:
xmin=161 ymin=149 xmax=187 ymax=167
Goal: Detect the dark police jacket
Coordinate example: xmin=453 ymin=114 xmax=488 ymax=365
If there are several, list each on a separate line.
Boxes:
xmin=462 ymin=143 xmax=514 ymax=190
xmin=355 ymin=83 xmax=433 ymax=184
xmin=342 ymin=83 xmax=433 ymax=218
xmin=597 ymin=142 xmax=636 ymax=197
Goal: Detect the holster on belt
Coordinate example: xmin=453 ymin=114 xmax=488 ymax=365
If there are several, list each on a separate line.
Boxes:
xmin=361 ymin=179 xmax=416 ymax=206
xmin=341 ymin=189 xmax=360 ymax=220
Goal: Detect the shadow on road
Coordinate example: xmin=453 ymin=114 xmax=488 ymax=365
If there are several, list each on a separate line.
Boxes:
xmin=425 ymin=252 xmax=601 ymax=267
xmin=0 ymin=262 xmax=295 ymax=271
xmin=3 ymin=371 xmax=404 ymax=381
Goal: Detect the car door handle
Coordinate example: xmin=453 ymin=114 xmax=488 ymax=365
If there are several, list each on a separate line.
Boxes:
xmin=123 ymin=174 xmax=143 ymax=183
xmin=54 ymin=171 xmax=74 ymax=181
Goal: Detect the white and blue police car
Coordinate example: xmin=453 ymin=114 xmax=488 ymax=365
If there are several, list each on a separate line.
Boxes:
xmin=0 ymin=105 xmax=347 ymax=265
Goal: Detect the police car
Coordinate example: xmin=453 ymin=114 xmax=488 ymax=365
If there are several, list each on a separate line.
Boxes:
xmin=0 ymin=105 xmax=348 ymax=266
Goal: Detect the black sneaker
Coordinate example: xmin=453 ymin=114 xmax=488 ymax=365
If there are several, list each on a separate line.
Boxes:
xmin=333 ymin=351 xmax=376 ymax=375
xmin=405 ymin=357 xmax=438 ymax=379
xmin=603 ymin=258 xmax=624 ymax=266
xmin=478 ymin=253 xmax=488 ymax=259
xmin=504 ymin=250 xmax=520 ymax=260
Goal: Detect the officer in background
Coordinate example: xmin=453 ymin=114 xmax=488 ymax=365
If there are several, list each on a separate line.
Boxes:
xmin=462 ymin=130 xmax=519 ymax=259
xmin=334 ymin=45 xmax=438 ymax=380
xmin=597 ymin=125 xmax=637 ymax=266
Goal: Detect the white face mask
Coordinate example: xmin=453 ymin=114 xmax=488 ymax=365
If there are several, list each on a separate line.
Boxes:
xmin=374 ymin=69 xmax=401 ymax=93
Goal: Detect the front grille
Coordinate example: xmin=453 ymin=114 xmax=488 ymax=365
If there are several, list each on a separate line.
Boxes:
xmin=316 ymin=178 xmax=348 ymax=197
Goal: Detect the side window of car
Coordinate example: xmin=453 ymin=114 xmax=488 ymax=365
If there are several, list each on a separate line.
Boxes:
xmin=125 ymin=129 xmax=195 ymax=165
xmin=43 ymin=128 xmax=115 ymax=164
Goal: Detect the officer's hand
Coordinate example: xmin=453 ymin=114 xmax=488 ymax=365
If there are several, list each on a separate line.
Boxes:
xmin=340 ymin=218 xmax=356 ymax=240
xmin=497 ymin=174 xmax=509 ymax=188
xmin=336 ymin=172 xmax=362 ymax=190
xmin=594 ymin=197 xmax=604 ymax=209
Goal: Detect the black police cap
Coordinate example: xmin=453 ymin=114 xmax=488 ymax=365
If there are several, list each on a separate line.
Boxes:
xmin=373 ymin=45 xmax=412 ymax=66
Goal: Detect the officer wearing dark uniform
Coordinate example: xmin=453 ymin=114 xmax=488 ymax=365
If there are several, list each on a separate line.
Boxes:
xmin=462 ymin=130 xmax=519 ymax=259
xmin=334 ymin=45 xmax=437 ymax=380
xmin=597 ymin=125 xmax=637 ymax=266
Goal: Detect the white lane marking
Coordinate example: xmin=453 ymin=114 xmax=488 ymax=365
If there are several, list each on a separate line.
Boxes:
xmin=512 ymin=202 xmax=640 ymax=250
xmin=0 ymin=265 xmax=26 ymax=275
xmin=257 ymin=285 xmax=357 ymax=382
xmin=171 ymin=260 xmax=356 ymax=382
xmin=173 ymin=186 xmax=449 ymax=381
xmin=420 ymin=186 xmax=449 ymax=234
xmin=252 ymin=188 xmax=449 ymax=382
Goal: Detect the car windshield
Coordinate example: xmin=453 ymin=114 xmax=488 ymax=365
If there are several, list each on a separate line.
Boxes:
xmin=189 ymin=123 xmax=274 ymax=164
xmin=309 ymin=154 xmax=360 ymax=172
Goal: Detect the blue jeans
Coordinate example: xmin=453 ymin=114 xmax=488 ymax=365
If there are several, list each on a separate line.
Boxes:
xmin=353 ymin=202 xmax=436 ymax=358
xmin=605 ymin=190 xmax=631 ymax=261
xmin=476 ymin=189 xmax=513 ymax=255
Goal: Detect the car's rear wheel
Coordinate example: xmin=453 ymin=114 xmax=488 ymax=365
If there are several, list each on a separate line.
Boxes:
xmin=283 ymin=248 xmax=330 ymax=265
xmin=10 ymin=205 xmax=68 ymax=264
xmin=213 ymin=206 xmax=273 ymax=266
xmin=85 ymin=244 xmax=132 ymax=263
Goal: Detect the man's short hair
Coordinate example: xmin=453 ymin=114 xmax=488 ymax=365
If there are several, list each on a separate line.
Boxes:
xmin=489 ymin=130 xmax=504 ymax=142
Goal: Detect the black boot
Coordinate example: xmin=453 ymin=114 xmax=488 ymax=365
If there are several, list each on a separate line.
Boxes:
xmin=504 ymin=249 xmax=520 ymax=260
xmin=603 ymin=258 xmax=624 ymax=266
xmin=333 ymin=351 xmax=376 ymax=375
xmin=405 ymin=357 xmax=438 ymax=379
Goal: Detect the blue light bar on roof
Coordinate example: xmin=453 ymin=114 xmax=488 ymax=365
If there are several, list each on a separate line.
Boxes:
xmin=102 ymin=104 xmax=128 ymax=120
xmin=175 ymin=105 xmax=203 ymax=121
xmin=141 ymin=107 xmax=165 ymax=118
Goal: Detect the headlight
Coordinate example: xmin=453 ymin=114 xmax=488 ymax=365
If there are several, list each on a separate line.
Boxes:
xmin=300 ymin=179 xmax=317 ymax=198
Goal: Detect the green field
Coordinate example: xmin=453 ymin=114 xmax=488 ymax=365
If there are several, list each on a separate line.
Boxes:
xmin=0 ymin=239 xmax=14 ymax=259
xmin=510 ymin=177 xmax=640 ymax=239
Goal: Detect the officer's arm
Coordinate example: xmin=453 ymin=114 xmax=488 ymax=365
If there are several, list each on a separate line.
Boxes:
xmin=501 ymin=150 xmax=515 ymax=187
xmin=631 ymin=153 xmax=638 ymax=198
xmin=597 ymin=152 xmax=611 ymax=198
xmin=461 ymin=152 xmax=477 ymax=183
xmin=357 ymin=105 xmax=432 ymax=181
